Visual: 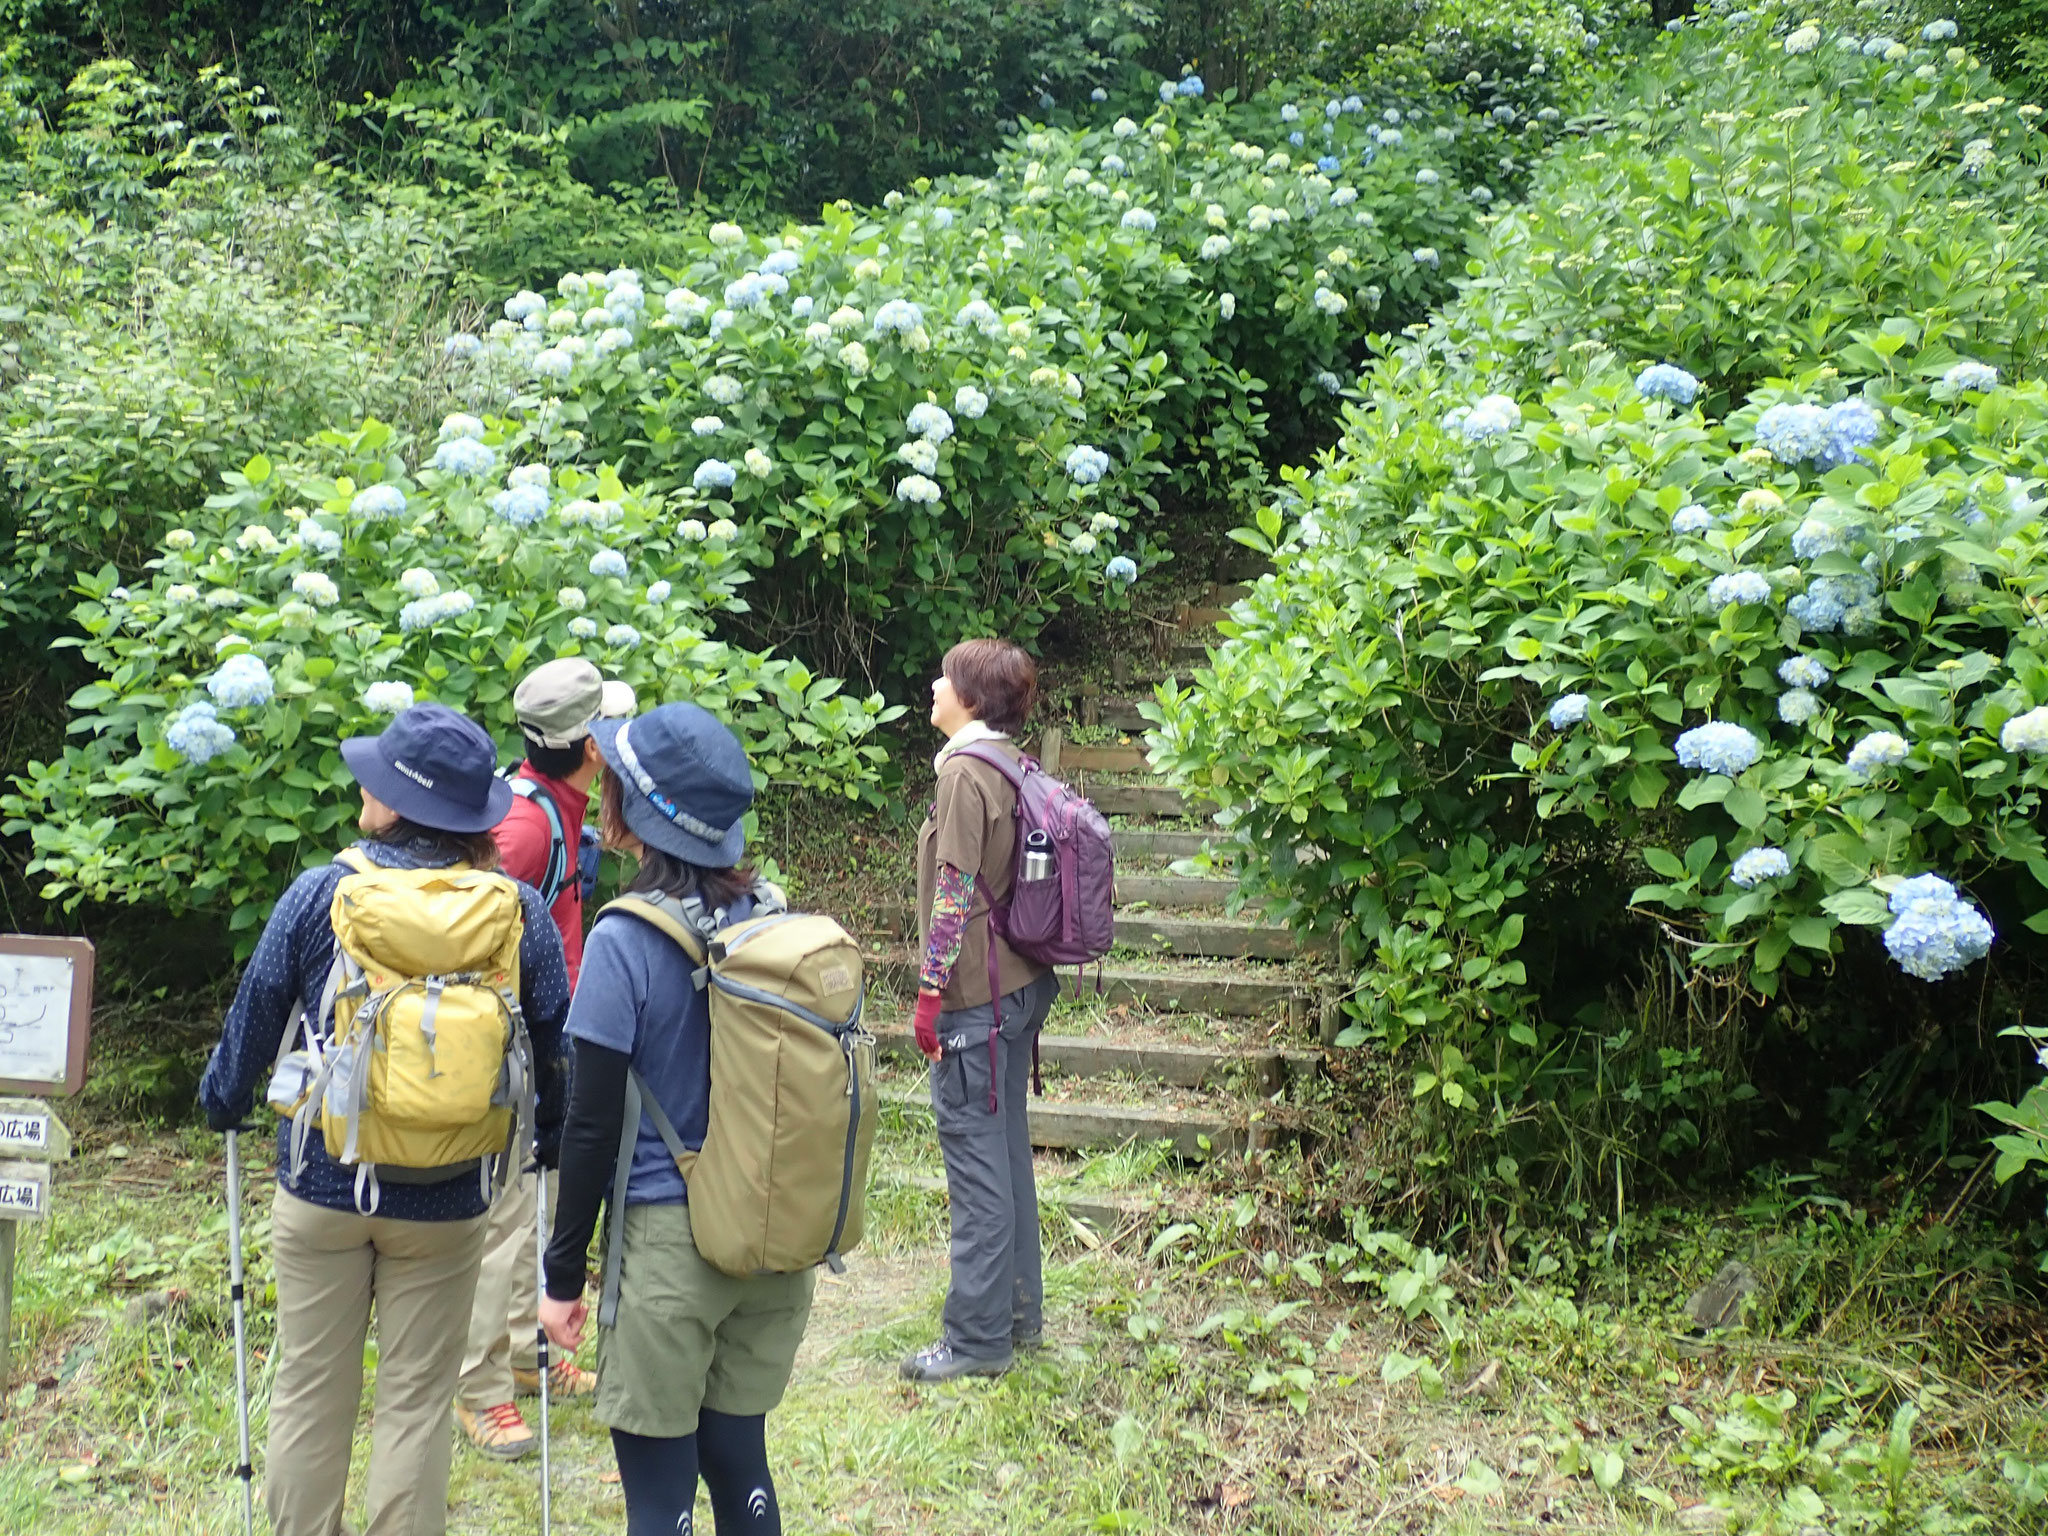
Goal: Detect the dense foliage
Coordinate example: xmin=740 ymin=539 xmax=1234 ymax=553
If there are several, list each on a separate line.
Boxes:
xmin=0 ymin=418 xmax=896 ymax=933
xmin=1150 ymin=1 xmax=2048 ymax=1210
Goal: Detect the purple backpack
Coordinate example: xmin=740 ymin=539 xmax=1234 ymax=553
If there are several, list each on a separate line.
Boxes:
xmin=954 ymin=746 xmax=1115 ymax=1103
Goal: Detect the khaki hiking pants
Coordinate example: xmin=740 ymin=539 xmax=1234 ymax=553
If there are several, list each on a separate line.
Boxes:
xmin=456 ymin=1167 xmax=553 ymax=1409
xmin=266 ymin=1188 xmax=488 ymax=1536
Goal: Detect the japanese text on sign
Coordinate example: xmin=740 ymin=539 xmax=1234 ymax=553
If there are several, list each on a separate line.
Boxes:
xmin=0 ymin=954 xmax=73 ymax=1086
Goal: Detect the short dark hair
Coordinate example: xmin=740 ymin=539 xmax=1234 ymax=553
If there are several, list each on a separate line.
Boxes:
xmin=943 ymin=638 xmax=1038 ymax=735
xmin=371 ymin=818 xmax=501 ymax=871
xmin=598 ymin=771 xmax=754 ymax=909
xmin=522 ymin=732 xmax=588 ymax=782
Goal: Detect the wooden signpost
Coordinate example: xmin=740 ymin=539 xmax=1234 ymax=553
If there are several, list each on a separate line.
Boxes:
xmin=0 ymin=935 xmax=93 ymax=1399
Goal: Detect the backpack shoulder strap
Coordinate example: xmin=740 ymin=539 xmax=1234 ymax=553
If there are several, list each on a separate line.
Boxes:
xmin=951 ymin=742 xmax=1035 ymax=788
xmin=597 ymin=894 xmax=711 ymax=967
xmin=334 ymin=846 xmax=375 ymax=876
xmin=509 ymin=778 xmax=570 ymax=907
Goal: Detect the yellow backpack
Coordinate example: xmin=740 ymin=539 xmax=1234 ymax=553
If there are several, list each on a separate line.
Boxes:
xmin=268 ymin=849 xmax=532 ymax=1211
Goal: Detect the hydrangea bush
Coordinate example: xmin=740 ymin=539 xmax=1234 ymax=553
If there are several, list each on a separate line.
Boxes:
xmin=437 ymin=82 xmax=1515 ymax=681
xmin=1145 ymin=2 xmax=2048 ymax=1204
xmin=1 ymin=419 xmax=896 ymax=935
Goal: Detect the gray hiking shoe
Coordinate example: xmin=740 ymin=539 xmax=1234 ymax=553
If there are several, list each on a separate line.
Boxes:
xmin=900 ymin=1341 xmax=1013 ymax=1381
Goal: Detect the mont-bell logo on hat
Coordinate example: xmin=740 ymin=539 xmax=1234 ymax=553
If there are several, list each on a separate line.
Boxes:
xmin=392 ymin=758 xmax=436 ymax=790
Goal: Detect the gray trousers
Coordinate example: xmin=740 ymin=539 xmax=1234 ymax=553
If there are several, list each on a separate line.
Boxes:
xmin=929 ymin=972 xmax=1058 ymax=1359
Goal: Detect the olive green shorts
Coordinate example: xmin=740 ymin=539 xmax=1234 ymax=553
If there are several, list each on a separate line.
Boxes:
xmin=596 ymin=1201 xmax=817 ymax=1437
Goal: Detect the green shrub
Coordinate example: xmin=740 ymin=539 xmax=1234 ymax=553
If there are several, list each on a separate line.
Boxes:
xmin=1147 ymin=1 xmax=2048 ymax=1213
xmin=0 ymin=418 xmax=895 ymax=940
xmin=459 ymin=85 xmax=1528 ymax=683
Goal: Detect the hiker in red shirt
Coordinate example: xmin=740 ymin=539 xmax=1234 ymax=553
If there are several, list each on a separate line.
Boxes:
xmin=454 ymin=658 xmax=634 ymax=1458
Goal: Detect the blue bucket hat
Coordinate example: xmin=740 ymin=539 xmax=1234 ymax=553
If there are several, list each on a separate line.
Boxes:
xmin=591 ymin=703 xmax=753 ymax=868
xmin=339 ymin=703 xmax=514 ymax=835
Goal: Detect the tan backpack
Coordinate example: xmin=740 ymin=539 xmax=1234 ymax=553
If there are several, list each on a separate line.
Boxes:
xmin=595 ymin=894 xmax=875 ymax=1304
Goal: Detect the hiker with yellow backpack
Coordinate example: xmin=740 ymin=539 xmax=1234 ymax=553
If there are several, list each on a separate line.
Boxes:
xmin=199 ymin=702 xmax=570 ymax=1536
xmin=539 ymin=702 xmax=875 ymax=1536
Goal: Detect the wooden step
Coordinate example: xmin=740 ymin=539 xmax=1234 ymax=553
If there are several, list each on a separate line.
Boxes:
xmin=1090 ymin=783 xmax=1204 ymax=818
xmin=1114 ymin=828 xmax=1229 ymax=861
xmin=1095 ymin=698 xmax=1150 ymax=732
xmin=1172 ymin=640 xmax=1213 ymax=663
xmin=1114 ymin=914 xmax=1311 ymax=960
xmin=900 ymin=1173 xmax=1155 ymax=1234
xmin=886 ymin=1090 xmax=1242 ymax=1159
xmin=1115 ymin=873 xmax=1236 ymax=907
xmin=1058 ymin=743 xmax=1151 ymax=774
xmin=873 ymin=1029 xmax=1319 ymax=1093
xmin=1207 ymin=582 xmax=1252 ymax=604
xmin=1091 ymin=967 xmax=1306 ymax=1017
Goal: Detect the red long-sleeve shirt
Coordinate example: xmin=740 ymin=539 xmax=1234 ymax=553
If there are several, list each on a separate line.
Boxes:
xmin=493 ymin=762 xmax=593 ymax=989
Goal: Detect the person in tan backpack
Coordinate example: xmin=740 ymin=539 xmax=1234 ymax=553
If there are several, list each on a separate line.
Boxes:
xmin=540 ymin=703 xmax=818 ymax=1536
xmin=200 ymin=703 xmax=570 ymax=1536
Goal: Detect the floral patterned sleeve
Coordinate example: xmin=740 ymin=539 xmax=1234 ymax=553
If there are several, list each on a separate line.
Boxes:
xmin=919 ymin=862 xmax=976 ymax=994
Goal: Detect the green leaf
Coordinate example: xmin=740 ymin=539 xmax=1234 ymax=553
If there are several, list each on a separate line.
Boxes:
xmin=1787 ymin=915 xmax=1834 ymax=951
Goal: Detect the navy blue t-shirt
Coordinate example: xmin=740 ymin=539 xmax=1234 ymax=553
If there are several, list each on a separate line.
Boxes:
xmin=566 ymin=906 xmax=731 ymax=1206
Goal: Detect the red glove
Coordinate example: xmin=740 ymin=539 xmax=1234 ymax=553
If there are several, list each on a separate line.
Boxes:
xmin=913 ymin=991 xmax=943 ymax=1060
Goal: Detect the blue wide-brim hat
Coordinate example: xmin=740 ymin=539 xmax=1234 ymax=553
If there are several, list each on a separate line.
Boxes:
xmin=340 ymin=702 xmax=514 ymax=835
xmin=592 ymin=703 xmax=753 ymax=868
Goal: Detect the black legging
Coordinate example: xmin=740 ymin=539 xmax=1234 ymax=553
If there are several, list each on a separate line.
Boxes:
xmin=612 ymin=1411 xmax=781 ymax=1535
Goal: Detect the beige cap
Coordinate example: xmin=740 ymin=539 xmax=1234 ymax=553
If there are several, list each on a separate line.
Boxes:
xmin=514 ymin=659 xmax=638 ymax=749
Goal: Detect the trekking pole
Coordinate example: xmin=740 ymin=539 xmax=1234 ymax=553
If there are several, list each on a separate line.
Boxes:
xmin=224 ymin=1128 xmax=257 ymax=1536
xmin=532 ymin=1164 xmax=552 ymax=1536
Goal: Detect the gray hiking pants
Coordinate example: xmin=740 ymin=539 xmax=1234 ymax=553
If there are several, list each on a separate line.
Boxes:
xmin=929 ymin=972 xmax=1058 ymax=1360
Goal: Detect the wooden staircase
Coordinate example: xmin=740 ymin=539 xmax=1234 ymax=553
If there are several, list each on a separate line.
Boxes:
xmin=865 ymin=580 xmax=1331 ymax=1164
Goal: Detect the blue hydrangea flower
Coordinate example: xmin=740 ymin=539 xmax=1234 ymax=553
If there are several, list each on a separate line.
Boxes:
xmin=1788 ymin=573 xmax=1876 ymax=634
xmin=1120 ymin=208 xmax=1158 ymax=232
xmin=605 ymin=624 xmax=641 ymax=650
xmin=1454 ymin=394 xmax=1520 ymax=444
xmin=693 ymin=459 xmax=738 ymax=492
xmin=1923 ymin=19 xmax=1958 ymax=41
xmin=1159 ymin=80 xmax=1178 ymax=104
xmin=207 ymin=652 xmax=275 ymax=710
xmin=1942 ymin=361 xmax=1998 ymax=392
xmin=1883 ymin=873 xmax=1993 ymax=979
xmin=1791 ymin=520 xmax=1846 ymax=560
xmin=871 ymin=299 xmax=924 ymax=335
xmin=1778 ymin=655 xmax=1832 ymax=689
xmin=1635 ymin=363 xmax=1700 ymax=404
xmin=1675 ymin=722 xmax=1763 ymax=776
xmin=645 ymin=580 xmax=672 ymax=605
xmin=759 ymin=249 xmax=801 ymax=277
xmin=1547 ymin=694 xmax=1590 ymax=729
xmin=350 ymin=485 xmax=407 ymax=520
xmin=1106 ymin=556 xmax=1138 ymax=584
xmin=1846 ymin=730 xmax=1910 ymax=777
xmin=444 ymin=333 xmax=482 ymax=360
xmin=438 ymin=413 xmax=485 ymax=443
xmin=1318 ymin=155 xmax=1341 ymax=173
xmin=589 ymin=549 xmax=629 ymax=581
xmin=954 ymin=386 xmax=990 ymax=419
xmin=1065 ymin=445 xmax=1111 ymax=484
xmin=1315 ymin=371 xmax=1342 ymax=395
xmin=430 ymin=437 xmax=497 ymax=477
xmin=1730 ymin=847 xmax=1791 ymax=888
xmin=907 ymin=403 xmax=955 ymax=442
xmin=165 ymin=701 xmax=236 ymax=764
xmin=1091 ymin=87 xmax=1108 ymax=102
xmin=1178 ymin=75 xmax=1205 ymax=97
xmin=1999 ymin=707 xmax=2048 ymax=755
xmin=299 ymin=525 xmax=342 ymax=561
xmin=363 ymin=681 xmax=415 ymax=716
xmin=1289 ymin=131 xmax=1305 ymax=146
xmin=1707 ymin=571 xmax=1772 ymax=607
xmin=504 ymin=290 xmax=547 ymax=323
xmin=491 ymin=484 xmax=550 ymax=526
xmin=568 ymin=617 xmax=598 ymax=640
xmin=1672 ymin=505 xmax=1714 ymax=534
xmin=1755 ymin=401 xmax=1834 ymax=465
xmin=1819 ymin=399 xmax=1883 ymax=468
xmin=1778 ymin=689 xmax=1821 ymax=725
